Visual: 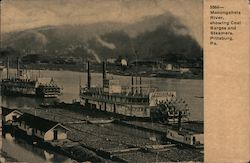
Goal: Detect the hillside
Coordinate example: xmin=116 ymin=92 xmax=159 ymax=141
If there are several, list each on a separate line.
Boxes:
xmin=0 ymin=11 xmax=202 ymax=63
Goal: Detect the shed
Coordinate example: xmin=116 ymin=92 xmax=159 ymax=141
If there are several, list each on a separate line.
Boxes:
xmin=17 ymin=113 xmax=70 ymax=141
xmin=2 ymin=107 xmax=23 ymax=124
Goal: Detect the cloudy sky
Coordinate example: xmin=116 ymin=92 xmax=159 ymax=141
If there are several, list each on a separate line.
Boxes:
xmin=1 ymin=0 xmax=203 ymax=44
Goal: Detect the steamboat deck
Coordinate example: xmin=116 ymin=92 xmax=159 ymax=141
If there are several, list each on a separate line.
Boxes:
xmin=79 ymin=62 xmax=190 ymax=122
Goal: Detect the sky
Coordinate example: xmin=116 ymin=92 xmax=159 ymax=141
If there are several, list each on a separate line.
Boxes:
xmin=1 ymin=0 xmax=203 ymax=45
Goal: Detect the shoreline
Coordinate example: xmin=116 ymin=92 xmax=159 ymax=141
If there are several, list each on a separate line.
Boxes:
xmin=2 ymin=105 xmax=204 ymax=162
xmin=4 ymin=65 xmax=203 ymax=80
xmin=2 ymin=128 xmax=106 ymax=163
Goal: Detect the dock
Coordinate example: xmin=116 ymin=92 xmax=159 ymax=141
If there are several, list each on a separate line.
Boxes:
xmin=2 ymin=106 xmax=204 ymax=162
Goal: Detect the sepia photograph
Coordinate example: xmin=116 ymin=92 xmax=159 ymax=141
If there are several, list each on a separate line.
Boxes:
xmin=0 ymin=0 xmax=204 ymax=162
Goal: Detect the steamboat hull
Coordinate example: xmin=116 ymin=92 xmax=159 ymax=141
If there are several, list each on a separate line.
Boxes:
xmin=1 ymin=58 xmax=61 ymax=98
xmin=80 ymin=92 xmax=189 ymax=123
xmin=79 ymin=61 xmax=190 ymax=123
xmin=1 ymin=82 xmax=60 ymax=98
xmin=35 ymin=87 xmax=60 ymax=98
xmin=1 ymin=87 xmax=59 ymax=98
xmin=1 ymin=88 xmax=36 ymax=97
xmin=0 ymin=80 xmax=36 ymax=96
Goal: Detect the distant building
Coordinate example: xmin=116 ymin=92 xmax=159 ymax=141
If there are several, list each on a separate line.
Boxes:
xmin=165 ymin=63 xmax=173 ymax=71
xmin=164 ymin=63 xmax=180 ymax=71
xmin=2 ymin=107 xmax=23 ymax=125
xmin=121 ymin=59 xmax=128 ymax=66
xmin=17 ymin=113 xmax=70 ymax=141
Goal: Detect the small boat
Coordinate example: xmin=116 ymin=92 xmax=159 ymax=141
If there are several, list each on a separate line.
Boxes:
xmin=166 ymin=121 xmax=204 ymax=148
xmin=39 ymin=102 xmax=52 ymax=108
xmin=88 ymin=119 xmax=114 ymax=124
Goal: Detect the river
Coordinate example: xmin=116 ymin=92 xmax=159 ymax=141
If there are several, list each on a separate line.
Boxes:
xmin=1 ymin=132 xmax=74 ymax=163
xmin=1 ymin=69 xmax=203 ymax=120
xmin=1 ymin=69 xmax=203 ymax=162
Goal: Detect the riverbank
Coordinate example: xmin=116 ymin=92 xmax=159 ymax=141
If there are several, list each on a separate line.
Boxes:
xmin=6 ymin=63 xmax=203 ymax=80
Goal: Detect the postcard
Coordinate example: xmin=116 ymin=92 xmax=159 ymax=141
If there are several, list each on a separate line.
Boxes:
xmin=0 ymin=0 xmax=249 ymax=162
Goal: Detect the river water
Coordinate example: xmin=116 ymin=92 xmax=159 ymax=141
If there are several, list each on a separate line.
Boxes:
xmin=1 ymin=69 xmax=203 ymax=162
xmin=1 ymin=69 xmax=203 ymax=120
xmin=1 ymin=132 xmax=74 ymax=163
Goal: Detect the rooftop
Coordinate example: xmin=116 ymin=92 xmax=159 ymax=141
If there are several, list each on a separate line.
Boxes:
xmin=2 ymin=107 xmax=22 ymax=116
xmin=17 ymin=112 xmax=68 ymax=132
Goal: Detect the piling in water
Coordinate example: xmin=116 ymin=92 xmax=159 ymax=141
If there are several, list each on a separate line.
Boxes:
xmin=7 ymin=57 xmax=9 ymax=79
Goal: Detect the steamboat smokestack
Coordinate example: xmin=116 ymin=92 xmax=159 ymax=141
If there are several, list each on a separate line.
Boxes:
xmin=102 ymin=62 xmax=106 ymax=88
xmin=135 ymin=76 xmax=138 ymax=94
xmin=87 ymin=61 xmax=91 ymax=89
xmin=178 ymin=111 xmax=182 ymax=130
xmin=16 ymin=57 xmax=19 ymax=77
xmin=131 ymin=75 xmax=134 ymax=94
xmin=6 ymin=57 xmax=9 ymax=79
xmin=139 ymin=76 xmax=142 ymax=95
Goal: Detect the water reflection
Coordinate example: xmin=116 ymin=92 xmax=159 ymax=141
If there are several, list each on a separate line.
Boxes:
xmin=1 ymin=69 xmax=203 ymax=162
xmin=1 ymin=96 xmax=58 ymax=110
xmin=2 ymin=132 xmax=73 ymax=163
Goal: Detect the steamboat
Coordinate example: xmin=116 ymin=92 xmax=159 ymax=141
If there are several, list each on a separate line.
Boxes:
xmin=0 ymin=58 xmax=61 ymax=98
xmin=80 ymin=62 xmax=190 ymax=123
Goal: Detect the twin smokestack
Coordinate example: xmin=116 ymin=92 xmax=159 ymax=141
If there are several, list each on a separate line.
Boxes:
xmin=87 ymin=61 xmax=142 ymax=94
xmin=17 ymin=57 xmax=20 ymax=77
xmin=87 ymin=61 xmax=106 ymax=89
xmin=131 ymin=75 xmax=142 ymax=95
xmin=5 ymin=57 xmax=19 ymax=79
xmin=87 ymin=61 xmax=91 ymax=88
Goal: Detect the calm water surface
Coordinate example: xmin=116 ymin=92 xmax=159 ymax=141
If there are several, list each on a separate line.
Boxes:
xmin=1 ymin=69 xmax=203 ymax=120
xmin=1 ymin=133 xmax=73 ymax=163
xmin=0 ymin=69 xmax=203 ymax=162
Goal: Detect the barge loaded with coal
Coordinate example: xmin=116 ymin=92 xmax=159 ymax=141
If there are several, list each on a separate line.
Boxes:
xmin=0 ymin=58 xmax=61 ymax=98
xmin=80 ymin=62 xmax=190 ymax=123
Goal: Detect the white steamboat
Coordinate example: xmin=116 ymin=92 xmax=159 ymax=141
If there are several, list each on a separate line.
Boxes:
xmin=80 ymin=62 xmax=190 ymax=123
